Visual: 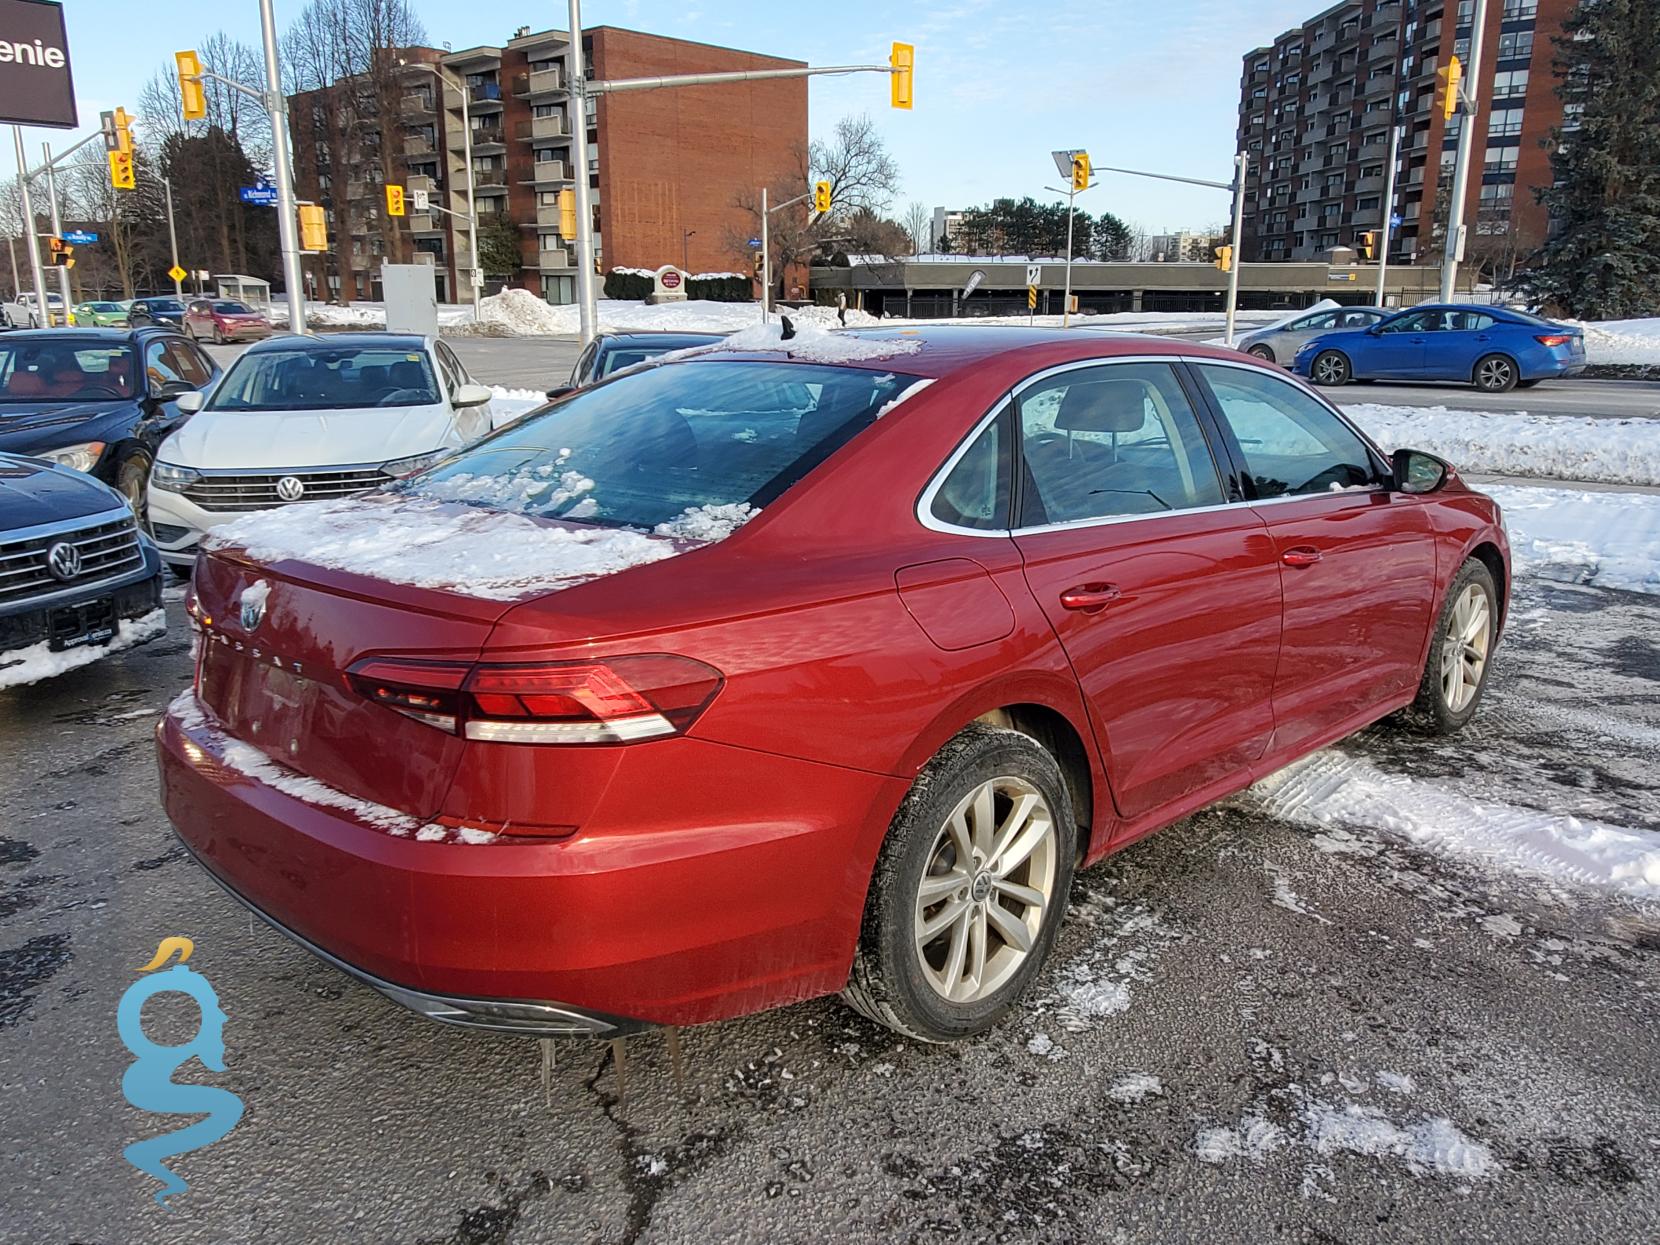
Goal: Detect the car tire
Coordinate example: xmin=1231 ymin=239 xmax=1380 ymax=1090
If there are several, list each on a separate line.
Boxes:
xmin=1310 ymin=349 xmax=1351 ymax=386
xmin=168 ymin=563 xmax=193 ymax=582
xmin=1403 ymin=558 xmax=1499 ymax=735
xmin=842 ymin=722 xmax=1077 ymax=1043
xmin=1473 ymin=353 xmax=1518 ymax=393
xmin=213 ymin=326 xmax=227 ymax=345
xmin=1247 ymin=344 xmax=1276 ymax=363
xmin=115 ymin=450 xmax=153 ymax=524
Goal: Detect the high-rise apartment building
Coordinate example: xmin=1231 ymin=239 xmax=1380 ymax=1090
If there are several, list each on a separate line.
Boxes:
xmin=1237 ymin=0 xmax=1572 ymax=269
xmin=290 ymin=26 xmax=806 ymax=303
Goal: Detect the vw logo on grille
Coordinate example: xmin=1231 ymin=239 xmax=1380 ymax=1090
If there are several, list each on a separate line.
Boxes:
xmin=275 ymin=475 xmax=305 ymax=502
xmin=46 ymin=540 xmax=81 ymax=581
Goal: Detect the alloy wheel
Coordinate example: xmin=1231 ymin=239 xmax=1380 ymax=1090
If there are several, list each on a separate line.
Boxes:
xmin=1477 ymin=356 xmax=1514 ymax=391
xmin=1439 ymin=583 xmax=1492 ymax=713
xmin=1312 ymin=352 xmax=1348 ymax=385
xmin=913 ymin=776 xmax=1057 ymax=1004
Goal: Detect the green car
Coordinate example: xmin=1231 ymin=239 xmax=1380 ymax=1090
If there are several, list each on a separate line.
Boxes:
xmin=72 ymin=300 xmax=130 ymax=327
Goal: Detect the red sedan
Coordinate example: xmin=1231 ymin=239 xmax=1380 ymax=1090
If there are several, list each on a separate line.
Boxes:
xmin=183 ymin=298 xmax=272 ymax=344
xmin=157 ymin=326 xmax=1508 ymax=1043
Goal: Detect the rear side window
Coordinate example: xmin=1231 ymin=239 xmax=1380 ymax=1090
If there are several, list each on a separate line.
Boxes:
xmin=1015 ymin=362 xmax=1225 ymax=526
xmin=1195 ymin=365 xmax=1380 ymax=498
xmin=929 ymin=403 xmax=1010 ymax=531
xmin=409 ymin=360 xmax=921 ymax=530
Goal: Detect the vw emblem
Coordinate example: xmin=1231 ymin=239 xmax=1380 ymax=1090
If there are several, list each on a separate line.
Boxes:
xmin=46 ymin=540 xmax=81 ymax=582
xmin=275 ymin=475 xmax=305 ymax=502
xmin=240 ymin=595 xmax=265 ymax=631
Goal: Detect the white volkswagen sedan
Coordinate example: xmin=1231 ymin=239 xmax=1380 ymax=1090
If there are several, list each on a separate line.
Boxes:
xmin=147 ymin=333 xmax=499 ymax=574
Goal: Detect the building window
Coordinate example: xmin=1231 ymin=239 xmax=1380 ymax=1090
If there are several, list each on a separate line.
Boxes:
xmin=1488 ymin=109 xmax=1525 ymax=137
xmin=1496 ymin=30 xmax=1534 ymax=62
xmin=1561 ymin=102 xmax=1584 ymax=131
xmin=1501 ymin=0 xmax=1537 ymax=19
xmin=1484 ymin=145 xmax=1519 ymax=173
xmin=1492 ymin=69 xmax=1529 ymax=99
xmin=1357 ymin=196 xmax=1380 ymax=211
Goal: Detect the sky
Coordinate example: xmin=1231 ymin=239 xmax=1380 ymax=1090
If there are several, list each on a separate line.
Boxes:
xmin=7 ymin=0 xmax=1324 ymax=234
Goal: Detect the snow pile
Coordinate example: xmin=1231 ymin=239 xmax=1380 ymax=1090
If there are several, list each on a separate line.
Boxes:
xmin=1244 ymin=749 xmax=1660 ymax=900
xmin=476 ymin=287 xmax=572 ymax=335
xmin=1487 ymin=483 xmax=1660 ymax=595
xmin=204 ymin=494 xmax=676 ymax=601
xmin=700 ymin=318 xmax=924 ymax=364
xmin=0 ymin=608 xmax=167 ymax=690
xmin=1340 ymin=403 xmax=1660 ymax=488
xmin=653 ymin=502 xmax=759 ymax=542
xmin=417 ymin=466 xmax=595 ymax=515
xmin=1572 ymin=316 xmax=1660 ymax=366
xmin=487 ymin=385 xmax=550 ymax=426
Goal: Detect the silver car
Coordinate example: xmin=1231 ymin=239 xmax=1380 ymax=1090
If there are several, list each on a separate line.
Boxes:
xmin=1238 ymin=306 xmax=1391 ymax=365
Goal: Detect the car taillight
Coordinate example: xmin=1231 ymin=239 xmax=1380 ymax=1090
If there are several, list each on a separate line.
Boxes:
xmin=1535 ymin=335 xmax=1572 ymax=347
xmin=344 ymin=654 xmax=722 ymax=744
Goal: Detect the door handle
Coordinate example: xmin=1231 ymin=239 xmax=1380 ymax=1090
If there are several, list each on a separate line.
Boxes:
xmin=1059 ymin=583 xmax=1122 ymax=612
xmin=1281 ymin=547 xmax=1322 ymax=568
xmin=1474 ymin=334 xmax=1490 ymax=341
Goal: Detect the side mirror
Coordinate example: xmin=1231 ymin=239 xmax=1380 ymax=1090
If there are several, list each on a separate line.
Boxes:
xmin=172 ymin=390 xmax=205 ymax=414
xmin=452 ymin=381 xmax=493 ymax=409
xmin=1392 ymin=448 xmax=1449 ymax=494
xmin=544 ymin=385 xmax=577 ymax=401
xmin=1365 ymin=323 xmax=1384 ymax=336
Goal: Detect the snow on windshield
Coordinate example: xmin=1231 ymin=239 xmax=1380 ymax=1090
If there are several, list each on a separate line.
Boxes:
xmin=653 ymin=503 xmax=759 ymax=541
xmin=663 ymin=317 xmax=924 ymax=365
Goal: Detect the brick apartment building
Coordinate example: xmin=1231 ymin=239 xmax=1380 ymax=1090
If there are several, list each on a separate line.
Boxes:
xmin=1237 ymin=0 xmax=1573 ymax=269
xmin=289 ymin=26 xmax=806 ymax=303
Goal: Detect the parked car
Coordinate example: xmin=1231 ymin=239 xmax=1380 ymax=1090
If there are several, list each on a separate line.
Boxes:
xmin=147 ymin=333 xmax=499 ymax=575
xmin=158 ymin=325 xmax=1510 ymax=1044
xmin=184 ymin=298 xmax=272 ymax=344
xmin=73 ymin=301 xmax=131 ymax=328
xmin=0 ymin=451 xmax=164 ymax=687
xmin=126 ymin=296 xmax=187 ymax=329
xmin=0 ymin=328 xmax=220 ymax=514
xmin=4 ymin=291 xmax=70 ymax=328
xmin=550 ymin=330 xmax=725 ymax=397
xmin=1236 ymin=305 xmax=1390 ymax=365
xmin=1294 ymin=303 xmax=1587 ymax=392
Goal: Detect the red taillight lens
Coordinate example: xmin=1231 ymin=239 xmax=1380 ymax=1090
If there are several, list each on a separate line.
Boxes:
xmin=345 ymin=654 xmax=722 ymax=744
xmin=1535 ymin=334 xmax=1571 ymax=347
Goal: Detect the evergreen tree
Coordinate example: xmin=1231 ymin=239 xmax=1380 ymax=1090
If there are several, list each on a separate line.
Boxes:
xmin=1525 ymin=0 xmax=1660 ymax=318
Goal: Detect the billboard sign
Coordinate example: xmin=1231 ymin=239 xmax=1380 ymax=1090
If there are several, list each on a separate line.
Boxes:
xmin=0 ymin=0 xmax=77 ymax=128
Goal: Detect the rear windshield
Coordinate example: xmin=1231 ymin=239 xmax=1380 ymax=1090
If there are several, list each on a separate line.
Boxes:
xmin=0 ymin=342 xmax=137 ymax=402
xmin=210 ymin=347 xmax=439 ymax=412
xmin=404 ymin=359 xmax=920 ymax=531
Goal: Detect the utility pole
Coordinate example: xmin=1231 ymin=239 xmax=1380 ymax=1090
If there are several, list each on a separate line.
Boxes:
xmin=1439 ymin=0 xmax=1488 ymax=302
xmin=161 ymin=176 xmax=183 ymax=300
xmin=12 ymin=127 xmax=51 ymax=327
xmin=404 ymin=60 xmax=478 ymax=318
xmin=1224 ymin=152 xmax=1247 ymax=348
xmin=257 ymin=0 xmax=306 ymax=334
xmin=760 ymin=186 xmax=769 ymax=319
xmin=1375 ymin=123 xmax=1402 ymax=306
xmin=39 ymin=142 xmax=74 ymax=319
xmin=567 ymin=0 xmax=598 ymax=344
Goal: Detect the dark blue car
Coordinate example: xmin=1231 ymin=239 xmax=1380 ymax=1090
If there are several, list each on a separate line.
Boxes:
xmin=0 ymin=451 xmax=164 ymax=683
xmin=127 ymin=296 xmax=187 ymax=328
xmin=0 ymin=328 xmax=220 ymax=514
xmin=1293 ymin=304 xmax=1586 ymax=393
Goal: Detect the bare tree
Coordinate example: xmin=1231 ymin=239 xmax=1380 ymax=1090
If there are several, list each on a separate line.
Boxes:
xmin=810 ymin=114 xmax=901 ymax=219
xmin=901 ymin=201 xmax=930 ymax=255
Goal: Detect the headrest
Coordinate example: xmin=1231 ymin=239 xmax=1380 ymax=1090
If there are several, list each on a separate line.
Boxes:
xmin=389 ymin=361 xmax=424 ymax=389
xmin=4 ymin=370 xmax=46 ymax=397
xmin=1054 ymin=379 xmax=1149 ymax=435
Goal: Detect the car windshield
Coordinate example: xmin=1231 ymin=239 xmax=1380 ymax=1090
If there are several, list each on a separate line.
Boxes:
xmin=0 ymin=342 xmax=137 ymax=402
xmin=83 ymin=302 xmax=119 ymax=312
xmin=140 ymin=299 xmax=182 ymax=312
xmin=213 ymin=301 xmax=251 ymax=314
xmin=209 ymin=346 xmax=440 ymax=412
xmin=403 ymin=359 xmax=921 ymax=531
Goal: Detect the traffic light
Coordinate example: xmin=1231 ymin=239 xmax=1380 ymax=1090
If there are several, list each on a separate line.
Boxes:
xmin=1435 ymin=54 xmax=1462 ymax=121
xmin=175 ymin=50 xmax=207 ymax=121
xmin=107 ymin=149 xmax=135 ymax=191
xmin=113 ymin=107 xmax=133 ymax=155
xmin=889 ymin=42 xmax=914 ymax=111
xmin=298 ymin=204 xmax=328 ymax=252
xmin=813 ymin=180 xmax=832 ymax=214
xmin=1359 ymin=230 xmax=1376 ymax=260
xmin=1070 ymin=151 xmax=1091 ymax=194
xmin=48 ymin=238 xmax=74 ymax=269
xmin=1214 ymin=245 xmax=1233 ymax=272
xmin=385 ymin=184 xmax=406 ymax=217
xmin=557 ymin=189 xmax=576 ymax=240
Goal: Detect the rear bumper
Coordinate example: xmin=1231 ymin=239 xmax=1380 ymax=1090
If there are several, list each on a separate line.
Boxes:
xmin=157 ymin=695 xmax=905 ymax=1030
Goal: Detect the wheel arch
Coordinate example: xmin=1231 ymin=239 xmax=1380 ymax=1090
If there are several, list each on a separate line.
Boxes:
xmin=975 ymin=703 xmax=1096 ymax=862
xmin=1472 ymin=350 xmax=1518 ymax=387
xmin=1466 ymin=539 xmax=1509 ymax=630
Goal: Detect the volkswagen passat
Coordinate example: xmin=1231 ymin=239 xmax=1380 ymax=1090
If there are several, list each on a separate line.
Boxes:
xmin=158 ymin=325 xmax=1509 ymax=1043
xmin=147 ymin=333 xmax=501 ymax=575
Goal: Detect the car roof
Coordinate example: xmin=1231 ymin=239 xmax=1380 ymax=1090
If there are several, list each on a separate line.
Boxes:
xmin=242 ymin=331 xmax=431 ymax=353
xmin=0 ymin=327 xmax=154 ymax=345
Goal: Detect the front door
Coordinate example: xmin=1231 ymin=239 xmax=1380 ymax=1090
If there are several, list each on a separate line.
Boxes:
xmin=1009 ymin=360 xmax=1283 ymax=821
xmin=1360 ymin=309 xmax=1436 ymax=378
xmin=1192 ymin=362 xmax=1438 ymax=756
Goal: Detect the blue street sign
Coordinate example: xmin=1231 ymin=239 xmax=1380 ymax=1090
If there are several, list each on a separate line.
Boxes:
xmin=239 ymin=185 xmax=278 ymax=206
xmin=62 ymin=229 xmax=99 ymax=245
xmin=746 ymin=237 xmax=761 ymax=248
xmin=1389 ymin=213 xmax=1404 ymax=229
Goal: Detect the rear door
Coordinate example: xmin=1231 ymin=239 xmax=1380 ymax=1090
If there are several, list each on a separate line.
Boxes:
xmin=1191 ymin=361 xmax=1437 ymax=756
xmin=1009 ymin=360 xmax=1283 ymax=821
xmin=1429 ymin=309 xmax=1496 ymax=381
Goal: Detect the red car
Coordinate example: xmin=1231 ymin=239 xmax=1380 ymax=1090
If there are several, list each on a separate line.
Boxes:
xmin=183 ymin=298 xmax=273 ymax=344
xmin=157 ymin=326 xmax=1508 ymax=1043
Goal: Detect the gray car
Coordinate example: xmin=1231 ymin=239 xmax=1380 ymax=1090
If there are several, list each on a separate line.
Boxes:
xmin=1237 ymin=305 xmax=1391 ymax=365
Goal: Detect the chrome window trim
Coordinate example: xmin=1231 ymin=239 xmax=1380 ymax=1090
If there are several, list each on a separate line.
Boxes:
xmin=915 ymin=352 xmax=1395 ymax=541
xmin=0 ymin=504 xmax=132 ymax=546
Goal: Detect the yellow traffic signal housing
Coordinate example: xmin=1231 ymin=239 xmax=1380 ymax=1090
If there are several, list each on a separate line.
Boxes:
xmin=108 ymin=149 xmax=135 ymax=191
xmin=176 ymin=50 xmax=207 ymax=121
xmin=813 ymin=180 xmax=832 ymax=214
xmin=557 ymin=189 xmax=577 ymax=240
xmin=889 ymin=42 xmax=914 ymax=110
xmin=298 ymin=204 xmax=328 ymax=252
xmin=49 ymin=238 xmax=74 ymax=268
xmin=1071 ymin=152 xmax=1091 ymax=194
xmin=1214 ymin=245 xmax=1233 ymax=272
xmin=113 ymin=107 xmax=133 ymax=156
xmin=1359 ymin=230 xmax=1376 ymax=260
xmin=385 ymin=184 xmax=406 ymax=217
xmin=1435 ymin=55 xmax=1462 ymax=121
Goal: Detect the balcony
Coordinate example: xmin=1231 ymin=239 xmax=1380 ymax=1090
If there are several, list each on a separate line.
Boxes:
xmin=537 ymin=248 xmax=571 ymax=270
xmin=513 ymin=68 xmax=564 ymax=98
xmin=408 ymin=212 xmax=441 ymax=233
xmin=522 ymin=158 xmax=570 ymax=186
xmin=468 ymin=81 xmax=505 ymax=110
xmin=401 ymin=93 xmax=435 ymax=118
xmin=516 ymin=115 xmax=567 ymax=142
xmin=407 ymin=174 xmax=436 ymax=196
xmin=535 ymin=203 xmax=568 ymax=229
xmin=470 ymin=125 xmax=507 ymax=153
xmin=1356 ymin=174 xmax=1385 ymax=193
xmin=403 ymin=135 xmax=435 ymax=157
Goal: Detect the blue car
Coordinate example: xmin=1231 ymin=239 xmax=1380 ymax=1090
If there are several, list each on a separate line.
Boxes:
xmin=1293 ymin=304 xmax=1586 ymax=393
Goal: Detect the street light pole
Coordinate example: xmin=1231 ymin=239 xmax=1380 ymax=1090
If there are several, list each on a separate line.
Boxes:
xmin=760 ymin=186 xmax=769 ymax=321
xmin=567 ymin=0 xmax=598 ymax=344
xmin=12 ymin=127 xmax=51 ymax=327
xmin=258 ymin=0 xmax=306 ymax=334
xmin=40 ymin=142 xmax=75 ymax=318
xmin=1224 ymin=152 xmax=1247 ymax=347
xmin=405 ymin=60 xmax=479 ymax=319
xmin=161 ymin=176 xmax=183 ymax=300
xmin=1375 ymin=123 xmax=1402 ymax=305
xmin=1439 ymin=0 xmax=1488 ymax=301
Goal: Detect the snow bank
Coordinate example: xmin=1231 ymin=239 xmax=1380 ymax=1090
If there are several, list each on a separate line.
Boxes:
xmin=0 ymin=608 xmax=167 ymax=690
xmin=1340 ymin=403 xmax=1660 ymax=488
xmin=1244 ymin=749 xmax=1660 ymax=900
xmin=1487 ymin=483 xmax=1660 ymax=595
xmin=203 ymin=494 xmax=677 ymax=601
xmin=1572 ymin=316 xmax=1660 ymax=367
xmin=685 ymin=318 xmax=923 ymax=364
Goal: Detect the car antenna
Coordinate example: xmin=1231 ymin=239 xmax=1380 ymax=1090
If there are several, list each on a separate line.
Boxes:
xmin=779 ymin=315 xmax=795 ymax=341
